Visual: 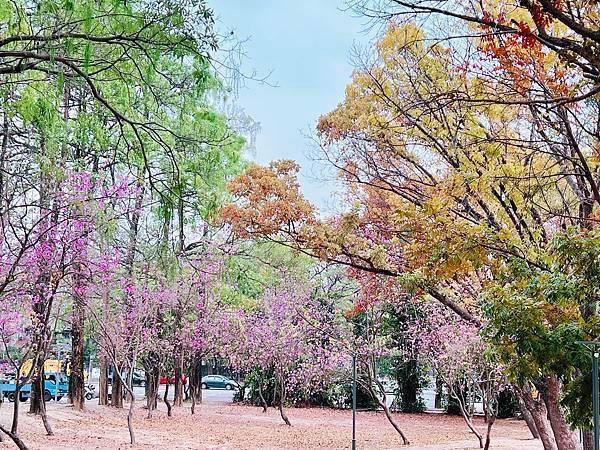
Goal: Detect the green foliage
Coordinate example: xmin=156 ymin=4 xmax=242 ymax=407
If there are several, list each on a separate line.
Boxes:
xmin=381 ymin=301 xmax=427 ymax=413
xmin=393 ymin=359 xmax=426 ymax=413
xmin=216 ymin=242 xmax=313 ymax=308
xmin=497 ymin=389 xmax=519 ymax=419
xmin=482 ymin=229 xmax=600 ymax=428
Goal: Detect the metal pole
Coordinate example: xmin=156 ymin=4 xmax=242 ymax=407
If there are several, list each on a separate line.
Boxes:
xmin=594 ymin=351 xmax=599 ymax=450
xmin=352 ymin=353 xmax=357 ymax=450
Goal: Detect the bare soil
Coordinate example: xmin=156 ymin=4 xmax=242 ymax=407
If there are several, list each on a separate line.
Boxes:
xmin=0 ymin=400 xmax=542 ymax=449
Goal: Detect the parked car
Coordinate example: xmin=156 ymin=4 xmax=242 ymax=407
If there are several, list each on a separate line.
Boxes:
xmin=159 ymin=374 xmax=187 ymax=385
xmin=107 ymin=370 xmax=145 ymax=387
xmin=201 ymin=375 xmax=238 ymax=390
xmin=130 ymin=371 xmax=145 ymax=387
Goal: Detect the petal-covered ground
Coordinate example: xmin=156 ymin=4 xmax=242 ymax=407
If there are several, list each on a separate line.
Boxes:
xmin=0 ymin=401 xmax=543 ymax=449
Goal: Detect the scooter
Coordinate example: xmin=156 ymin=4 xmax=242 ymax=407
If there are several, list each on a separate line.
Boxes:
xmin=85 ymin=384 xmax=96 ymax=400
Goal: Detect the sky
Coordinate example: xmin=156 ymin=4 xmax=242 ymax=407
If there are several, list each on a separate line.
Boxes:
xmin=213 ymin=1 xmax=369 ymax=212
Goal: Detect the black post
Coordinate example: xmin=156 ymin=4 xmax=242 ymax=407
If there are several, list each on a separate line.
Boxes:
xmin=593 ymin=350 xmax=599 ymax=450
xmin=352 ymin=353 xmax=356 ymax=450
xmin=576 ymin=341 xmax=600 ymax=450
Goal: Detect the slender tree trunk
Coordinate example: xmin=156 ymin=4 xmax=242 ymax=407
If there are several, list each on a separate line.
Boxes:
xmin=28 ymin=364 xmax=53 ymax=435
xmin=277 ymin=376 xmax=291 ymax=426
xmin=11 ymin=376 xmax=21 ymax=434
xmin=99 ymin=356 xmax=108 ymax=405
xmin=65 ymin=82 xmax=85 ymax=412
xmin=190 ymin=359 xmax=202 ymax=415
xmin=0 ymin=424 xmax=28 ymax=450
xmin=30 ymin=137 xmax=57 ymax=432
xmin=258 ymin=378 xmax=268 ymax=413
xmin=435 ymin=374 xmax=443 ymax=409
xmin=483 ymin=416 xmax=496 ymax=450
xmin=164 ymin=382 xmax=172 ymax=417
xmin=69 ymin=292 xmax=85 ymax=410
xmin=112 ymin=364 xmax=136 ymax=445
xmin=145 ymin=365 xmax=159 ymax=418
xmin=368 ymin=380 xmax=410 ymax=445
xmin=38 ymin=387 xmax=53 ymax=436
xmin=0 ymin=111 xmax=10 ymax=214
xmin=517 ymin=391 xmax=540 ymax=439
xmin=125 ymin=387 xmax=135 ymax=445
xmin=29 ymin=363 xmax=44 ymax=415
xmin=125 ymin=365 xmax=135 ymax=403
xmin=446 ymin=385 xmax=482 ymax=449
xmin=98 ymin=286 xmax=109 ymax=406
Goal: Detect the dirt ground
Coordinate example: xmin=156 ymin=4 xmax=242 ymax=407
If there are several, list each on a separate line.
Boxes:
xmin=0 ymin=400 xmax=542 ymax=450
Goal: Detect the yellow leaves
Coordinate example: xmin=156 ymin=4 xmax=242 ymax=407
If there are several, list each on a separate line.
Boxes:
xmin=377 ymin=22 xmax=425 ymax=64
xmin=422 ymin=197 xmax=447 ymax=216
xmin=497 ymin=227 xmax=514 ymax=243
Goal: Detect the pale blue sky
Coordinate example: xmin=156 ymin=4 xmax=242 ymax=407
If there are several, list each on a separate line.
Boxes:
xmin=214 ymin=1 xmax=369 ymax=212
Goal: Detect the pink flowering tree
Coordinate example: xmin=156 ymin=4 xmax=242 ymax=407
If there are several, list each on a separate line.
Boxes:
xmin=346 ymin=298 xmax=412 ymax=445
xmin=0 ymin=170 xmax=131 ymax=445
xmin=408 ymin=304 xmax=504 ymax=450
xmin=221 ymin=277 xmax=345 ymax=426
xmin=90 ymin=277 xmax=175 ymax=445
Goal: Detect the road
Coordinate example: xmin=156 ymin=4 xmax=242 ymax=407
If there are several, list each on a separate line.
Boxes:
xmin=85 ymin=384 xmax=236 ymax=404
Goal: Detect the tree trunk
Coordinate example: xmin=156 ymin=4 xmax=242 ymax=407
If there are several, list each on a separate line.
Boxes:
xmin=483 ymin=416 xmax=496 ymax=450
xmin=542 ymin=376 xmax=579 ymax=450
xmin=520 ymin=384 xmax=558 ymax=450
xmin=111 ymin=365 xmax=123 ymax=408
xmin=174 ymin=362 xmax=183 ymax=407
xmin=99 ymin=355 xmax=108 ymax=406
xmin=0 ymin=111 xmax=10 ymax=214
xmin=164 ymin=382 xmax=172 ymax=417
xmin=113 ymin=366 xmax=136 ymax=445
xmin=146 ymin=366 xmax=159 ymax=418
xmin=446 ymin=384 xmax=482 ymax=449
xmin=435 ymin=375 xmax=443 ymax=409
xmin=98 ymin=286 xmax=109 ymax=406
xmin=124 ymin=367 xmax=133 ymax=403
xmin=29 ymin=362 xmax=44 ymax=415
xmin=189 ymin=359 xmax=202 ymax=415
xmin=127 ymin=397 xmax=135 ymax=445
xmin=11 ymin=374 xmax=22 ymax=434
xmin=517 ymin=391 xmax=540 ymax=439
xmin=38 ymin=389 xmax=54 ymax=436
xmin=124 ymin=384 xmax=135 ymax=445
xmin=278 ymin=376 xmax=291 ymax=426
xmin=258 ymin=379 xmax=268 ymax=413
xmin=0 ymin=424 xmax=29 ymax=450
xmin=69 ymin=293 xmax=85 ymax=410
xmin=368 ymin=380 xmax=410 ymax=445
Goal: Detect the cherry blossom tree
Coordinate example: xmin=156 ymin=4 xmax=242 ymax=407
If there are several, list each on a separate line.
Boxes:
xmin=408 ymin=305 xmax=504 ymax=450
xmin=221 ymin=276 xmax=346 ymax=425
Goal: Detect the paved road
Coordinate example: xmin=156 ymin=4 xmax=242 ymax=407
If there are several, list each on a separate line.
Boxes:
xmin=85 ymin=384 xmax=235 ymax=404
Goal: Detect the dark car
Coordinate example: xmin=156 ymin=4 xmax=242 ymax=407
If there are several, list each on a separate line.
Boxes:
xmin=201 ymin=375 xmax=238 ymax=390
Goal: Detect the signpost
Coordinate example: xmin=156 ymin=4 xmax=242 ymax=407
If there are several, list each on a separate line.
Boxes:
xmin=352 ymin=353 xmax=357 ymax=450
xmin=577 ymin=341 xmax=600 ymax=450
